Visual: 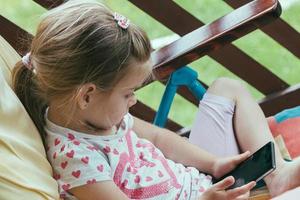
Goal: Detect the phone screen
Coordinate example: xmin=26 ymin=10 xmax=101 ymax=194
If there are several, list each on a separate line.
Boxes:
xmin=215 ymin=141 xmax=276 ymax=189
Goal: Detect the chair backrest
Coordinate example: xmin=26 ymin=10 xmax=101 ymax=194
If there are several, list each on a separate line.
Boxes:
xmin=131 ymin=0 xmax=300 ymax=132
xmin=0 ymin=35 xmax=60 ymax=200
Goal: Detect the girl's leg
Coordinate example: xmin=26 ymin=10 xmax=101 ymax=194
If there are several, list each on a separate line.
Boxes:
xmin=205 ymin=78 xmax=283 ymax=161
xmin=189 ymin=92 xmax=240 ymax=157
xmin=190 ymin=77 xmax=300 ymax=197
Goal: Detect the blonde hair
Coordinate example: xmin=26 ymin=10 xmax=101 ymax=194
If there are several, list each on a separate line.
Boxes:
xmin=12 ymin=0 xmax=151 ymax=141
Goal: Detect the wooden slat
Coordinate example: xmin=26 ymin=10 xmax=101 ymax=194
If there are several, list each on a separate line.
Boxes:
xmin=32 ymin=0 xmax=63 ymax=9
xmin=130 ymin=101 xmax=182 ymax=131
xmin=208 ymin=45 xmax=288 ymax=93
xmin=259 ymin=83 xmax=300 ymax=116
xmin=0 ymin=15 xmax=32 ymax=55
xmin=177 ymin=86 xmax=201 ymax=106
xmin=129 ymin=0 xmax=201 ymax=36
xmin=225 ymin=0 xmax=300 ymax=59
xmin=130 ymin=0 xmax=288 ymax=95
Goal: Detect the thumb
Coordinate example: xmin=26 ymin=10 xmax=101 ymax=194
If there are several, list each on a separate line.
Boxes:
xmin=213 ymin=176 xmax=235 ymax=190
xmin=234 ymin=151 xmax=250 ymax=164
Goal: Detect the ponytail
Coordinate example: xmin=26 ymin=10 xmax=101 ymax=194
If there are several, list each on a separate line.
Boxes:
xmin=12 ymin=60 xmax=47 ymax=143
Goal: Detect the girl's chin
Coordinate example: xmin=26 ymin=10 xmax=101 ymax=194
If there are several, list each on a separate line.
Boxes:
xmin=116 ymin=115 xmax=127 ymax=128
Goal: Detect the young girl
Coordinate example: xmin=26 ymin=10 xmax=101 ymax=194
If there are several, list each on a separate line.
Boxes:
xmin=12 ymin=0 xmax=300 ymax=199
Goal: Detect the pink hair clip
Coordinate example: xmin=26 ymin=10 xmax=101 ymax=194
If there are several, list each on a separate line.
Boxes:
xmin=22 ymin=52 xmax=33 ymax=70
xmin=114 ymin=12 xmax=130 ymax=29
xmin=22 ymin=52 xmax=37 ymax=74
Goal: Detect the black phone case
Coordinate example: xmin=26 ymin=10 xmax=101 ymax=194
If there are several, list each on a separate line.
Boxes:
xmin=214 ymin=141 xmax=276 ymax=189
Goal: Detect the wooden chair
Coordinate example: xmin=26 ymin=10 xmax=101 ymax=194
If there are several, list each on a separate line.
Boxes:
xmin=0 ymin=0 xmax=299 ymax=199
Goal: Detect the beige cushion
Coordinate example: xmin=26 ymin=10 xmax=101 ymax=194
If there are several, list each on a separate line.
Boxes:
xmin=0 ymin=35 xmax=59 ymax=199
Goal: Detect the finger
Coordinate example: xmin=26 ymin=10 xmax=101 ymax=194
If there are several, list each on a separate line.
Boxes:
xmin=233 ymin=151 xmax=251 ymax=164
xmin=235 ymin=191 xmax=250 ymax=200
xmin=227 ymin=181 xmax=256 ymax=199
xmin=212 ymin=176 xmax=235 ymax=190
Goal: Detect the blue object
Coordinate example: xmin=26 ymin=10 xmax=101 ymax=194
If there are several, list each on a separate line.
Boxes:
xmin=153 ymin=66 xmax=206 ymax=127
xmin=274 ymin=106 xmax=300 ymax=123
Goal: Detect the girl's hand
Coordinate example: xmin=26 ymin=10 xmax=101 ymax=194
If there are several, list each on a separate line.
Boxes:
xmin=199 ymin=176 xmax=256 ymax=200
xmin=212 ymin=151 xmax=251 ymax=179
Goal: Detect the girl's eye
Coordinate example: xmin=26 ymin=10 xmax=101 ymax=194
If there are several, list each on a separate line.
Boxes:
xmin=125 ymin=92 xmax=135 ymax=99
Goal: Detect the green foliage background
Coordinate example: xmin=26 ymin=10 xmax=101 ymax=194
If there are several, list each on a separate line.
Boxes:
xmin=1 ymin=0 xmax=299 ymax=127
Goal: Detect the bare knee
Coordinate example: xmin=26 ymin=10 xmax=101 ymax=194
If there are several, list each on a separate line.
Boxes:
xmin=207 ymin=77 xmax=249 ymax=101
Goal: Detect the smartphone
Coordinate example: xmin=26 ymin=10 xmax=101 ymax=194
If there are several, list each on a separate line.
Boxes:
xmin=214 ymin=141 xmax=276 ymax=189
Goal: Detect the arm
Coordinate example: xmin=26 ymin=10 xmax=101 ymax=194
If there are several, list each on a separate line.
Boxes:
xmin=132 ymin=116 xmax=218 ymax=175
xmin=69 ymin=181 xmax=129 ymax=200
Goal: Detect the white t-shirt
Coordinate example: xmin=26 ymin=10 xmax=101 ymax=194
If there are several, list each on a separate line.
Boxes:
xmin=45 ymin=113 xmax=212 ymax=200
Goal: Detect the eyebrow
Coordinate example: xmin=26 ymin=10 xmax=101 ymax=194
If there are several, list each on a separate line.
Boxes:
xmin=127 ymin=87 xmax=136 ymax=90
xmin=124 ymin=73 xmax=153 ymax=91
xmin=124 ymin=84 xmax=142 ymax=91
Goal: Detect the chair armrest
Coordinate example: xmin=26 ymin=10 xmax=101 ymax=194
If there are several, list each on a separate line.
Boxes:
xmin=152 ymin=0 xmax=281 ymax=80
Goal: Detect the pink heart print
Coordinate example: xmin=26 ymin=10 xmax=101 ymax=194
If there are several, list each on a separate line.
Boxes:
xmin=113 ymin=149 xmax=119 ymax=155
xmin=97 ymin=164 xmax=104 ymax=172
xmin=53 ymin=173 xmax=61 ymax=180
xmin=81 ymin=156 xmax=89 ymax=164
xmin=54 ymin=138 xmax=60 ymax=146
xmin=103 ymin=146 xmax=111 ymax=153
xmin=73 ymin=140 xmax=80 ymax=145
xmin=62 ymin=184 xmax=70 ymax=191
xmin=72 ymin=170 xmax=81 ymax=178
xmin=68 ymin=133 xmax=75 ymax=140
xmin=134 ymin=175 xmax=141 ymax=183
xmin=87 ymin=145 xmax=97 ymax=151
xmin=66 ymin=150 xmax=75 ymax=158
xmin=146 ymin=176 xmax=153 ymax=182
xmin=158 ymin=170 xmax=164 ymax=177
xmin=61 ymin=161 xmax=68 ymax=169
xmin=60 ymin=144 xmax=66 ymax=152
xmin=87 ymin=179 xmax=97 ymax=184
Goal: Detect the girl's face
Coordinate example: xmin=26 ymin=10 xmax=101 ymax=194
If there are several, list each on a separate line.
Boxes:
xmin=80 ymin=59 xmax=152 ymax=133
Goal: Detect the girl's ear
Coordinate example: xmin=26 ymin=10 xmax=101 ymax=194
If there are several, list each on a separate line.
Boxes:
xmin=76 ymin=83 xmax=97 ymax=110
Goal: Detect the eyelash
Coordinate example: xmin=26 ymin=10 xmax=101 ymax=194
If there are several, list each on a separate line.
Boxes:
xmin=125 ymin=92 xmax=135 ymax=99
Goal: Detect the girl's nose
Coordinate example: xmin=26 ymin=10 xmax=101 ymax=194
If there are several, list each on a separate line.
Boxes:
xmin=128 ymin=95 xmax=137 ymax=108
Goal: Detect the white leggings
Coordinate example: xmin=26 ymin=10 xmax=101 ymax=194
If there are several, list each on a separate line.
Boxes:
xmin=189 ymin=93 xmax=240 ymax=157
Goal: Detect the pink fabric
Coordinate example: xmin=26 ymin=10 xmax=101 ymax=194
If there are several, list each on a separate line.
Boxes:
xmin=189 ymin=93 xmax=240 ymax=157
xmin=268 ymin=117 xmax=300 ymax=159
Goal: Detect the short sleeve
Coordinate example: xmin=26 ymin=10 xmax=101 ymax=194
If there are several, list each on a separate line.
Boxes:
xmin=48 ymin=140 xmax=112 ymax=194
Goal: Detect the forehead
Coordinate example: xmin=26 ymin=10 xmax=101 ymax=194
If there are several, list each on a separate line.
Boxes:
xmin=116 ymin=59 xmax=153 ymax=90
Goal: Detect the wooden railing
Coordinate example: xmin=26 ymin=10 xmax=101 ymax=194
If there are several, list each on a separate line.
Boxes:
xmin=1 ymin=0 xmax=299 ymax=132
xmin=226 ymin=0 xmax=300 ymax=59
